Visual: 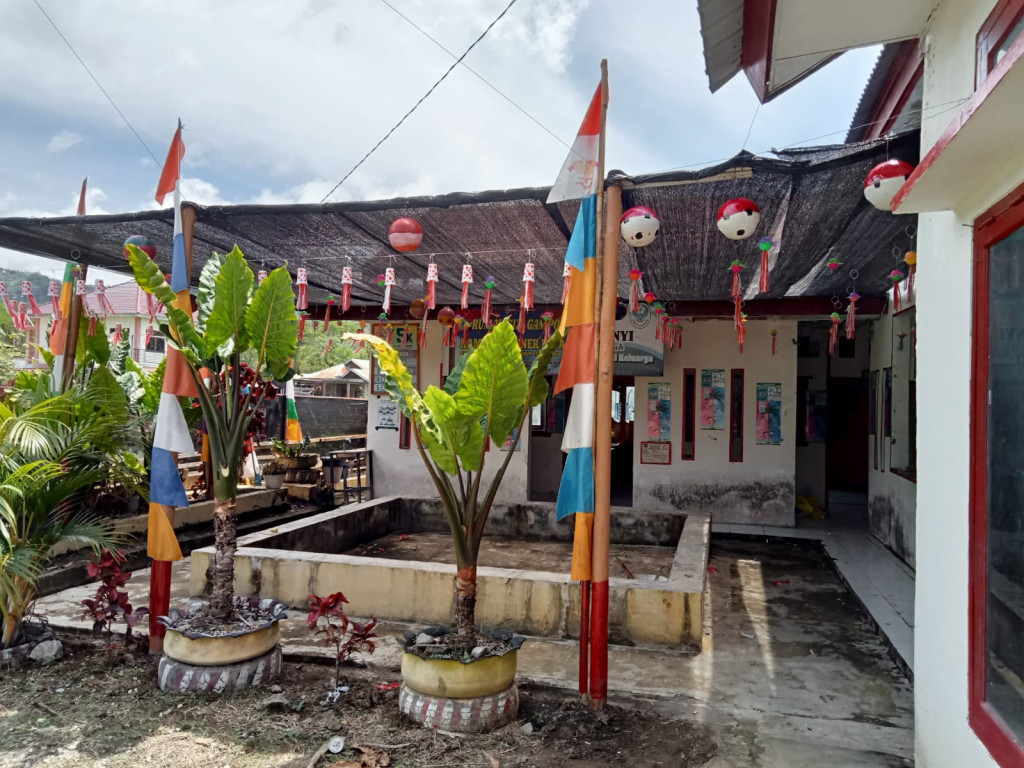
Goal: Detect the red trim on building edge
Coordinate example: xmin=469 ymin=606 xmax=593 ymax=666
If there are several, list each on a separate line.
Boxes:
xmin=893 ymin=30 xmax=1024 ymax=213
xmin=863 ymin=40 xmax=923 ymax=141
xmin=683 ymin=367 xmax=697 ymax=461
xmin=729 ymin=369 xmax=744 ymax=463
xmin=969 ymin=182 xmax=1024 ymax=766
xmin=741 ymin=0 xmax=777 ymax=103
xmin=977 ymin=0 xmax=1024 ymax=87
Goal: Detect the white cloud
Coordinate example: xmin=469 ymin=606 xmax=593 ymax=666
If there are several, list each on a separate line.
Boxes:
xmin=46 ymin=130 xmax=84 ymax=153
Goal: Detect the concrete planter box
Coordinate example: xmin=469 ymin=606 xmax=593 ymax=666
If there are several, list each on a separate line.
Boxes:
xmin=190 ymin=496 xmax=709 ymax=648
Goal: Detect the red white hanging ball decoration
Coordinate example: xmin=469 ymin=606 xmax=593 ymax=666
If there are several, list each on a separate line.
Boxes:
xmin=123 ymin=235 xmax=156 ymax=260
xmin=388 ymin=218 xmax=423 ymax=252
xmin=863 ymin=159 xmax=915 ymax=212
xmin=716 ymin=198 xmax=760 ymax=240
xmin=620 ymin=206 xmax=660 ymax=247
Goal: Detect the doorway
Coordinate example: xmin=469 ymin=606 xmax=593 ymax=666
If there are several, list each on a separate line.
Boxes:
xmin=611 ymin=377 xmax=634 ymax=506
xmin=827 ymin=376 xmax=869 ymax=494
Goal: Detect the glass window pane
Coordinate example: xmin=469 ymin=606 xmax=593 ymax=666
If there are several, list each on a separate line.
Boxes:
xmin=986 ymin=223 xmax=1024 ymax=739
xmin=995 ymin=13 xmax=1024 ymax=66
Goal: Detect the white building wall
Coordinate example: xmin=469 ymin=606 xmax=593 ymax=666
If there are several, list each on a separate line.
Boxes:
xmin=915 ymin=0 xmax=1009 ymax=765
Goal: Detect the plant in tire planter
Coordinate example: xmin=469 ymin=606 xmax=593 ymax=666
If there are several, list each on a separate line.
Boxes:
xmin=126 ymin=244 xmax=297 ymax=671
xmin=344 ymin=320 xmax=560 ymax=731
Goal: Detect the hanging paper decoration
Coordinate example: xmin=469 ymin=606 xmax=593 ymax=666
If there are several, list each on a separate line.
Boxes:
xmin=48 ymin=281 xmax=62 ymax=319
xmin=426 ymin=263 xmax=438 ymax=310
xmin=863 ymin=159 xmax=915 ymax=211
xmin=758 ymin=238 xmax=773 ymax=294
xmin=888 ymin=270 xmax=904 ymax=313
xmin=146 ymin=293 xmax=158 ymax=324
xmin=0 ymin=282 xmax=10 ymax=318
xmin=629 ymin=269 xmax=642 ymax=312
xmin=87 ymin=311 xmax=97 ymax=337
xmin=828 ymin=312 xmax=841 ymax=357
xmin=297 ymin=311 xmax=308 ymax=340
xmin=846 ymin=291 xmax=859 ymax=340
xmin=379 ymin=312 xmax=393 ymax=345
xmin=653 ymin=303 xmax=664 ymax=340
xmin=295 ymin=268 xmax=309 ymax=310
xmin=340 ymin=266 xmax=353 ymax=312
xmin=737 ymin=314 xmax=747 ymax=353
xmin=729 ymin=260 xmax=745 ymax=297
xmin=75 ymin=280 xmax=94 ymax=335
xmin=717 ymin=198 xmax=760 ymax=240
xmin=620 ymin=206 xmax=660 ymax=247
xmin=664 ymin=317 xmax=676 ymax=349
xmin=411 ymin=298 xmax=429 ymax=348
xmin=354 ymin=320 xmax=367 ymax=353
xmin=123 ymin=235 xmax=156 ymax=260
xmin=93 ymin=279 xmax=114 ymax=318
xmin=904 ymin=251 xmax=917 ymax=300
xmin=145 ymin=324 xmax=154 ymax=348
xmin=256 ymin=269 xmax=268 ymax=285
xmin=522 ymin=263 xmax=535 ymax=310
xmin=21 ymin=281 xmax=41 ymax=315
xmin=382 ymin=268 xmax=396 ymax=315
xmin=438 ymin=307 xmax=456 ymax=347
xmin=541 ymin=311 xmax=555 ymax=343
xmin=388 ymin=218 xmax=423 ymax=252
xmin=18 ymin=302 xmax=30 ymax=331
xmin=826 ymin=256 xmax=842 ymax=272
xmin=562 ymin=262 xmax=571 ymax=305
xmin=113 ymin=322 xmax=123 ymax=345
xmin=324 ymin=295 xmax=336 ymax=330
xmin=323 ymin=337 xmax=334 ymax=357
xmin=453 ymin=314 xmax=468 ymax=346
xmin=460 ymin=264 xmax=473 ymax=310
xmin=480 ymin=276 xmax=496 ymax=327
xmin=644 ymin=291 xmax=656 ymax=304
xmin=771 ymin=328 xmax=778 ymax=355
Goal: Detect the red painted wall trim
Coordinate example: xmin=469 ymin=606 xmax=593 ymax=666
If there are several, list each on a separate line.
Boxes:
xmin=893 ymin=28 xmax=1024 ymax=213
xmin=729 ymin=368 xmax=744 ymax=463
xmin=977 ymin=0 xmax=1024 ymax=87
xmin=682 ymin=367 xmax=697 ymax=461
xmin=741 ymin=0 xmax=777 ymax=103
xmin=969 ymin=181 xmax=1024 ymax=767
xmin=863 ymin=40 xmax=923 ymax=141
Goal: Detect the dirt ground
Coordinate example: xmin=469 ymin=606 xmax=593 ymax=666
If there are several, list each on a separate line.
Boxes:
xmin=0 ymin=643 xmax=718 ymax=768
xmin=346 ymin=533 xmax=675 ymax=580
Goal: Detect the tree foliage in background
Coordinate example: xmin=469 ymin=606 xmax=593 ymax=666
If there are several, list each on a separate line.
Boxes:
xmin=0 ymin=308 xmax=25 ymax=387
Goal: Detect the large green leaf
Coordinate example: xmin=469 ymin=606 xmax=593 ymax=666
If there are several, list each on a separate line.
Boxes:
xmin=422 ymin=386 xmax=484 ymax=474
xmin=442 ymin=352 xmax=471 ymax=397
xmin=85 ymin=366 xmax=128 ymax=418
xmin=454 ymin=321 xmax=528 ymax=445
xmin=108 ymin=335 xmax=128 ymax=374
xmin=116 ymin=371 xmax=145 ymax=408
xmin=244 ymin=266 xmax=297 ymax=381
xmin=127 ymin=244 xmax=206 ymax=361
xmin=205 ymin=247 xmax=253 ymax=357
xmin=75 ymin=317 xmax=108 ymax=366
xmin=527 ymin=329 xmax=563 ymax=408
xmin=196 ymin=252 xmax=226 ymax=334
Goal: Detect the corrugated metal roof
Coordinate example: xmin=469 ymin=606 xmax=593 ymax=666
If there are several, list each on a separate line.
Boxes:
xmin=696 ymin=0 xmax=745 ymax=93
xmin=0 ymin=134 xmax=919 ymax=307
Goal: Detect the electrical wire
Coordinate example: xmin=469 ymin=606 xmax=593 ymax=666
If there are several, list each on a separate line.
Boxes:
xmin=319 ymin=0 xmax=521 ymax=203
xmin=32 ymin=0 xmax=160 ymax=164
xmin=376 ymin=0 xmax=572 ymax=153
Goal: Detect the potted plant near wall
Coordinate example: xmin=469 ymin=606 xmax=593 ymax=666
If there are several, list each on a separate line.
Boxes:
xmin=271 ymin=437 xmax=316 ymax=470
xmin=344 ymin=320 xmax=559 ymax=732
xmin=261 ymin=459 xmax=287 ymax=490
xmin=127 ymin=244 xmax=297 ymax=684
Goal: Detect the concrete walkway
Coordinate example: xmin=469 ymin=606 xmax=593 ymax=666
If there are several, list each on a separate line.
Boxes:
xmin=37 ymin=537 xmax=913 ymax=766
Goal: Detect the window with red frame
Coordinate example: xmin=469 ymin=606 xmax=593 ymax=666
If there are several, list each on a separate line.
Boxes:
xmin=977 ymin=0 xmax=1024 ymax=86
xmin=970 ymin=181 xmax=1024 ymax=765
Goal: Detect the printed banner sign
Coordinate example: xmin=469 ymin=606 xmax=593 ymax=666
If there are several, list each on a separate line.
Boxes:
xmin=756 ymin=382 xmax=782 ymax=445
xmin=700 ymin=369 xmax=726 ymax=430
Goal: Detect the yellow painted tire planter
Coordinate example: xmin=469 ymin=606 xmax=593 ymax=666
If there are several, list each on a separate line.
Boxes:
xmin=401 ymin=648 xmax=518 ymax=699
xmin=163 ymin=622 xmax=280 ymax=666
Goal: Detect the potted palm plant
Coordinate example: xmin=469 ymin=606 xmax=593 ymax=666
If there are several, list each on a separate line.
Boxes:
xmin=126 ymin=244 xmax=297 ymax=674
xmin=344 ymin=319 xmax=559 ymax=732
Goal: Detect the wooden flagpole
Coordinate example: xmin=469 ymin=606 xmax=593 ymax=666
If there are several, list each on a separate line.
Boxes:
xmin=588 ymin=58 xmax=615 ymax=709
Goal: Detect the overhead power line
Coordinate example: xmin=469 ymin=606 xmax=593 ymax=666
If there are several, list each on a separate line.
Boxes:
xmin=320 ymin=0 xmax=521 ymax=203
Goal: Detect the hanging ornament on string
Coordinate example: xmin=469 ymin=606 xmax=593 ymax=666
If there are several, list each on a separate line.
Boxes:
xmin=460 ymin=263 xmax=473 ymax=310
xmin=664 ymin=317 xmax=675 ymax=349
xmin=17 ymin=302 xmax=29 ymax=331
xmin=828 ymin=312 xmax=841 ymax=357
xmin=758 ymin=238 xmax=774 ymax=294
xmin=888 ymin=270 xmax=905 ymax=313
xmin=94 ymin=280 xmax=115 ymax=317
xmin=21 ymin=281 xmax=41 ymax=315
xmin=324 ymin=295 xmax=336 ymax=331
xmin=827 ymin=256 xmax=842 ymax=273
xmin=426 ymin=263 xmax=438 ymax=310
xmin=340 ymin=266 xmax=353 ymax=311
xmin=562 ymin=262 xmax=572 ymax=305
xmin=863 ymin=159 xmax=915 ymax=212
xmin=47 ymin=281 xmax=62 ymax=319
xmin=737 ymin=313 xmax=747 ymax=353
xmin=771 ymin=328 xmax=778 ymax=356
xmin=846 ymin=291 xmax=859 ymax=340
xmin=481 ymin=276 xmax=496 ymax=327
xmin=653 ymin=303 xmax=665 ymax=340
xmin=379 ymin=312 xmax=393 ymax=345
xmin=353 ymin=319 xmax=367 ymax=353
xmin=388 ymin=218 xmax=423 ymax=252
xmin=729 ymin=261 xmax=744 ymax=329
xmin=113 ymin=322 xmax=123 ymax=345
xmin=147 ymin=292 xmax=158 ymax=325
xmin=77 ymin=280 xmax=97 ymax=336
xmin=0 ymin=282 xmax=11 ymax=319
xmin=438 ymin=307 xmax=456 ymax=348
xmin=620 ymin=206 xmax=660 ymax=246
xmin=904 ymin=251 xmax=917 ymax=301
xmin=410 ymin=298 xmax=428 ymax=348
xmin=295 ymin=268 xmax=309 ymax=310
xmin=522 ymin=261 xmax=535 ymax=312
xmin=257 ymin=269 xmax=268 ymax=286
xmin=644 ymin=291 xmax=656 ymax=304
xmin=123 ymin=235 xmax=156 ymax=260
xmin=629 ymin=269 xmax=643 ymax=312
xmin=717 ymin=198 xmax=760 ymax=240
xmin=323 ymin=337 xmax=334 ymax=357
xmin=382 ymin=267 xmax=396 ymax=315
xmin=454 ymin=314 xmax=469 ymax=346
xmin=541 ymin=311 xmax=555 ymax=343
xmin=144 ymin=323 xmax=153 ymax=349
xmin=297 ymin=311 xmax=308 ymax=340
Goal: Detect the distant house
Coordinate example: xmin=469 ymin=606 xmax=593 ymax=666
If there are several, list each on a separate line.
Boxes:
xmin=294 ymin=359 xmax=369 ymax=398
xmin=22 ymin=282 xmax=166 ymax=370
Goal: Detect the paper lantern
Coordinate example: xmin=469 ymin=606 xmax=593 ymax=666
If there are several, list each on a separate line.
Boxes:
xmin=846 ymin=292 xmax=859 ymax=340
xmin=388 ymin=218 xmax=423 ymax=252
xmin=438 ymin=306 xmax=456 ymax=348
xmin=904 ymin=251 xmax=917 ymax=299
xmin=829 ymin=312 xmax=841 ymax=357
xmin=716 ymin=198 xmax=760 ymax=240
xmin=863 ymin=159 xmax=914 ymax=211
xmin=124 ymin=235 xmax=156 ymax=260
xmin=410 ymin=298 xmax=426 ymax=320
xmin=620 ymin=206 xmax=660 ymax=247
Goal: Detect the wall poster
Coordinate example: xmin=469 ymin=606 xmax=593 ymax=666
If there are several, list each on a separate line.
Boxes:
xmin=375 ymin=399 xmax=400 ymax=431
xmin=805 ymin=389 xmax=827 ymax=443
xmin=700 ymin=369 xmax=726 ymax=430
xmin=647 ymin=382 xmax=672 ymax=440
xmin=755 ymin=383 xmax=782 ymax=445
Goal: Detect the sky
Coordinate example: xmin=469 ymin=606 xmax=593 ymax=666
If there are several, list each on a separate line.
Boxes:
xmin=0 ymin=0 xmax=881 ymax=286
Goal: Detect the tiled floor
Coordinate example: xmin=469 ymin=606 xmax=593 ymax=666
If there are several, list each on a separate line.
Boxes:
xmin=711 ymin=497 xmax=915 ymax=674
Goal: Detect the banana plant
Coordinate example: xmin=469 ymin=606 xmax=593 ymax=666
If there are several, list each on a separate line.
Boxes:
xmin=345 ymin=320 xmax=560 ymax=647
xmin=126 ymin=244 xmax=298 ymax=622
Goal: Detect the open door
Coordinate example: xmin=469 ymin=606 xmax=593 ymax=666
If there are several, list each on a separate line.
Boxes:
xmin=611 ymin=377 xmax=634 ymax=506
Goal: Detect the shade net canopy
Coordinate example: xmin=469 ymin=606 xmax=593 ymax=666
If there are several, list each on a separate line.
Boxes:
xmin=0 ymin=134 xmax=917 ymax=310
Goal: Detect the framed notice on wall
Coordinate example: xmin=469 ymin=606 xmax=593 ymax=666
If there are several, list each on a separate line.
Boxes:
xmin=370 ymin=325 xmax=419 ymax=395
xmin=700 ymin=369 xmax=726 ymax=430
xmin=375 ymin=399 xmax=400 ymax=431
xmin=640 ymin=441 xmax=672 ymax=465
xmin=755 ymin=383 xmax=782 ymax=445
